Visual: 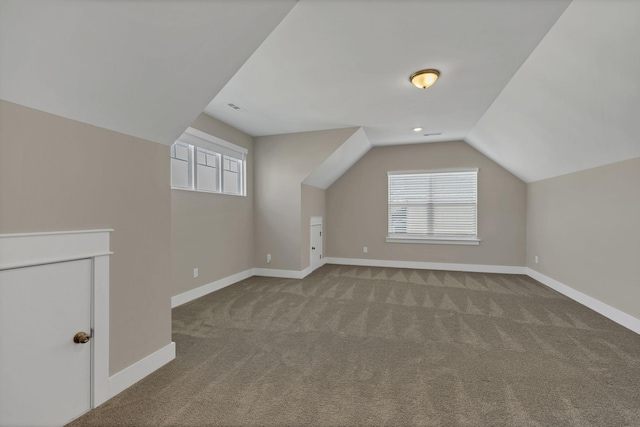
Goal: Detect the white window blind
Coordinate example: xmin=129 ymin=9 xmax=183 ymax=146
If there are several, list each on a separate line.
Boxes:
xmin=388 ymin=170 xmax=478 ymax=241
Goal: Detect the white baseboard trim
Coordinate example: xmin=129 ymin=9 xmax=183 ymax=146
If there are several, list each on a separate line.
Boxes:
xmin=173 ymin=262 xmax=330 ymax=309
xmin=300 ymin=265 xmax=313 ymax=278
xmin=254 ymin=258 xmax=328 ymax=280
xmin=253 ymin=267 xmax=306 ymax=279
xmin=323 ymin=257 xmax=526 ymax=275
xmin=526 ymin=268 xmax=640 ymax=335
xmin=172 ymin=269 xmax=254 ymax=308
xmin=107 ymin=342 xmax=176 ymax=400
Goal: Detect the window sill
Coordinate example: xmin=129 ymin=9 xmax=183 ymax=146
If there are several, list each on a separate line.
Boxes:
xmin=171 ymin=187 xmax=246 ymax=197
xmin=386 ymin=236 xmax=480 ymax=246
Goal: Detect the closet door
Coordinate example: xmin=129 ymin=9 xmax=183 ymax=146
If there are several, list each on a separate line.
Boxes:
xmin=0 ymin=259 xmax=92 ymax=427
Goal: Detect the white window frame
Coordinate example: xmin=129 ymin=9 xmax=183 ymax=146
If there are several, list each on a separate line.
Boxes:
xmin=170 ymin=127 xmax=247 ymax=197
xmin=386 ymin=168 xmax=480 ymax=246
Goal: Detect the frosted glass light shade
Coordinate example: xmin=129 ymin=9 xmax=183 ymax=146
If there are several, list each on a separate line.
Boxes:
xmin=410 ymin=69 xmax=440 ymax=89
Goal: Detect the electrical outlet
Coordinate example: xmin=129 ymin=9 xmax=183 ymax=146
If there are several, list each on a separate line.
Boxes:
xmin=193 ymin=268 xmax=199 ymax=278
xmin=267 ymin=254 xmax=272 ymax=264
xmin=535 ymin=256 xmax=539 ymax=264
xmin=363 ymin=246 xmax=368 ymax=253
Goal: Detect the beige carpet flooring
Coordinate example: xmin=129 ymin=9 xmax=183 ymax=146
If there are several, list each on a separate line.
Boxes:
xmin=69 ymin=264 xmax=640 ymax=426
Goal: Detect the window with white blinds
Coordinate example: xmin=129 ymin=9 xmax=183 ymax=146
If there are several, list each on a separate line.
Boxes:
xmin=170 ymin=127 xmax=247 ymax=196
xmin=387 ymin=169 xmax=479 ymax=244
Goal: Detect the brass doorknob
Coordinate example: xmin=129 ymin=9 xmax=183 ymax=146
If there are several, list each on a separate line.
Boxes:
xmin=73 ymin=331 xmax=92 ymax=344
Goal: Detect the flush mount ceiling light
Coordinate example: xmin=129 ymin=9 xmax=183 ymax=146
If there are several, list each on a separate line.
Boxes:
xmin=410 ymin=69 xmax=440 ymax=89
xmin=413 ymin=127 xmax=423 ymax=132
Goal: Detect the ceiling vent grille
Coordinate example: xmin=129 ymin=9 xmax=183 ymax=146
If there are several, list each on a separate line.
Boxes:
xmin=227 ymin=103 xmax=247 ymax=112
xmin=423 ymin=132 xmax=442 ymax=137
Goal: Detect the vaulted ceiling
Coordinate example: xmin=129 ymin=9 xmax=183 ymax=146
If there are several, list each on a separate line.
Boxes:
xmin=2 ymin=0 xmax=639 ymax=183
xmin=205 ymin=0 xmax=571 ymax=146
xmin=467 ymin=0 xmax=640 ymax=182
xmin=0 ymin=0 xmax=296 ymax=145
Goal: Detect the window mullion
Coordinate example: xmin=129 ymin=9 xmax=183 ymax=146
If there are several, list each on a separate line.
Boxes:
xmin=189 ymin=144 xmax=195 ymax=190
xmin=218 ymin=154 xmax=223 ymax=193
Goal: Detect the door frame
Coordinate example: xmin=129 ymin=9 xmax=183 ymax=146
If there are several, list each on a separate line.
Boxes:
xmin=309 ymin=216 xmax=323 ymax=271
xmin=0 ymin=229 xmax=112 ymax=408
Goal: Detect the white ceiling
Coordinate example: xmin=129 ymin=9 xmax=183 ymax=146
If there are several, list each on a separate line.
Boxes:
xmin=3 ymin=0 xmax=638 ymax=184
xmin=0 ymin=0 xmax=296 ymax=145
xmin=467 ymin=0 xmax=640 ymax=182
xmin=205 ymin=0 xmax=571 ymax=146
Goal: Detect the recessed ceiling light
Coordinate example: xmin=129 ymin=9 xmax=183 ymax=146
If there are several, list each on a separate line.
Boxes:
xmin=413 ymin=127 xmax=422 ymax=132
xmin=410 ymin=69 xmax=440 ymax=89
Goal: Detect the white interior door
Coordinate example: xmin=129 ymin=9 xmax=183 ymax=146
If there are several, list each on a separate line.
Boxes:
xmin=0 ymin=259 xmax=92 ymax=427
xmin=311 ymin=223 xmax=322 ymax=268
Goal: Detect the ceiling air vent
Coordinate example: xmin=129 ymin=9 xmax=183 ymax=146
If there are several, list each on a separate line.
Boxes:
xmin=423 ymin=132 xmax=442 ymax=137
xmin=227 ymin=103 xmax=247 ymax=112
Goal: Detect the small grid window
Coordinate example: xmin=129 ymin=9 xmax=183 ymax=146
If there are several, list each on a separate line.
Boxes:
xmin=170 ymin=142 xmax=191 ymax=189
xmin=195 ymin=147 xmax=219 ymax=192
xmin=170 ymin=128 xmax=246 ymax=196
xmin=222 ymin=156 xmax=242 ymax=194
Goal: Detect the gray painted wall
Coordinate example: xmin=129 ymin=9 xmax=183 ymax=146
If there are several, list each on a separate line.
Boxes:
xmin=254 ymin=128 xmax=357 ymax=271
xmin=527 ymin=157 xmax=640 ymax=320
xmin=0 ymin=100 xmax=172 ymax=375
xmin=326 ymin=141 xmax=527 ymax=267
xmin=171 ymin=114 xmax=254 ymax=297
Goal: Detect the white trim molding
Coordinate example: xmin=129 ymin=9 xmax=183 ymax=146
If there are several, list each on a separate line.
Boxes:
xmin=0 ymin=229 xmax=112 ymax=407
xmin=254 ymin=259 xmax=328 ymax=280
xmin=181 ymin=127 xmax=248 ymax=156
xmin=386 ymin=236 xmax=480 ymax=245
xmin=108 ymin=342 xmax=176 ymax=399
xmin=253 ymin=267 xmax=308 ymax=280
xmin=173 ymin=263 xmax=333 ymax=309
xmin=310 ymin=216 xmax=323 ymax=226
xmin=526 ymin=268 xmax=640 ymax=335
xmin=0 ymin=229 xmax=113 ymax=270
xmin=323 ymin=257 xmax=526 ymax=275
xmin=172 ymin=269 xmax=254 ymax=308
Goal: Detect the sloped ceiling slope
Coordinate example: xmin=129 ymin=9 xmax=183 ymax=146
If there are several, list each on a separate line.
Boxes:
xmin=0 ymin=0 xmax=296 ymax=145
xmin=303 ymin=127 xmax=372 ymax=189
xmin=466 ymin=0 xmax=640 ymax=183
xmin=205 ymin=0 xmax=570 ymax=145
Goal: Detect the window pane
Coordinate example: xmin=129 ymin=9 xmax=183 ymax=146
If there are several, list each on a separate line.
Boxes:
xmin=432 ymin=204 xmax=476 ymax=236
xmin=223 ymin=170 xmax=239 ymax=194
xmin=388 ymin=171 xmax=477 ymax=238
xmin=222 ymin=156 xmax=243 ymax=195
xmin=405 ymin=205 xmax=429 ymax=235
xmin=173 ymin=142 xmax=189 ymax=161
xmin=196 ymin=147 xmax=217 ymax=165
xmin=171 ymin=158 xmax=189 ymax=189
xmin=197 ymin=164 xmax=218 ymax=192
xmin=389 ymin=206 xmax=407 ymax=234
xmin=196 ymin=149 xmax=207 ymax=165
xmin=195 ymin=147 xmax=219 ymax=192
